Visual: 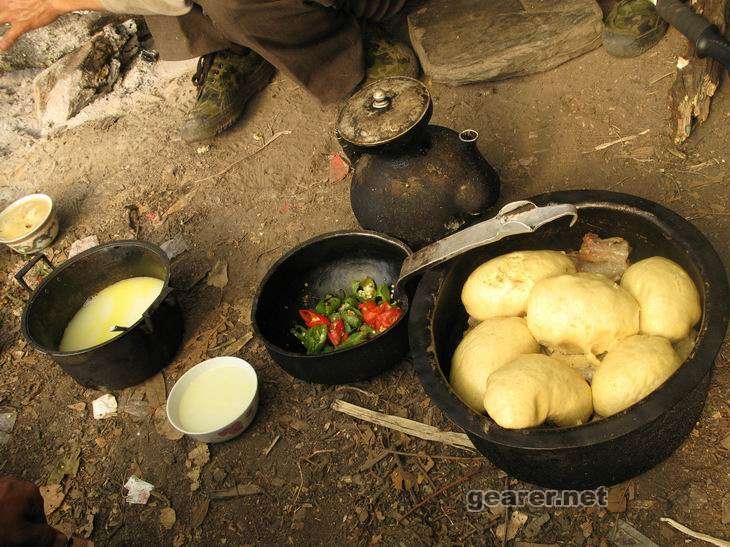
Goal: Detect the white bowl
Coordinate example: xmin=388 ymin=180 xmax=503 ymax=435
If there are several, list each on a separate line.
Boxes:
xmin=166 ymin=357 xmax=259 ymax=443
xmin=0 ymin=194 xmax=59 ymax=254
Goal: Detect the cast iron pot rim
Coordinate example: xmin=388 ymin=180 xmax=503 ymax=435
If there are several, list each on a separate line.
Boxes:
xmin=251 ymin=229 xmax=412 ymax=359
xmin=20 ymin=239 xmax=172 ymax=358
xmin=410 ymin=189 xmax=729 ymax=450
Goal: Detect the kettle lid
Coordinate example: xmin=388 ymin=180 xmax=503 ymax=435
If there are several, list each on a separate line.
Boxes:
xmin=336 ymin=77 xmax=432 ymax=148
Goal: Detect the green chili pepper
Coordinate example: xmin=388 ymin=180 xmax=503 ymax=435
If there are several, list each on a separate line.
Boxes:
xmin=291 ymin=325 xmax=308 ymax=342
xmin=339 ymin=296 xmax=360 ymax=312
xmin=358 ymin=324 xmax=376 ymax=337
xmin=376 ymin=282 xmax=392 ymax=304
xmin=352 ymin=277 xmax=377 ymax=302
xmin=337 ymin=330 xmax=370 ymax=350
xmin=341 ymin=308 xmax=363 ymax=332
xmin=315 ymin=294 xmax=341 ymax=316
xmin=302 ymin=324 xmax=328 ymax=354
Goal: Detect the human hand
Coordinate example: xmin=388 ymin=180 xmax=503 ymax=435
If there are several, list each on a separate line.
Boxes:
xmin=0 ymin=476 xmax=67 ymax=546
xmin=0 ymin=0 xmax=67 ymax=51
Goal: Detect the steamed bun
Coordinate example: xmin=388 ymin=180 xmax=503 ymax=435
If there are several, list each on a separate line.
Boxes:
xmin=483 ymin=354 xmax=593 ymax=428
xmin=526 ymin=273 xmax=640 ymax=356
xmin=450 ymin=317 xmax=539 ymax=412
xmin=620 ymin=257 xmax=701 ymax=342
xmin=592 ymin=334 xmax=681 ymax=417
xmin=461 ymin=251 xmax=576 ymax=320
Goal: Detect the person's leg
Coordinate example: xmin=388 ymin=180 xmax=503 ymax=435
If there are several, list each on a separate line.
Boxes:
xmin=144 ymin=4 xmax=232 ymax=61
xmin=198 ymin=0 xmax=365 ymax=105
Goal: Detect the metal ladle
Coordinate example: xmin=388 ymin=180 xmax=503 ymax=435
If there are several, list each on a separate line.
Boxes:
xmin=395 ymin=201 xmax=579 ymax=290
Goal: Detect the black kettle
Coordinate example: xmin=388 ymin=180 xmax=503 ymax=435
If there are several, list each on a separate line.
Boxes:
xmin=336 ymin=77 xmax=500 ymax=249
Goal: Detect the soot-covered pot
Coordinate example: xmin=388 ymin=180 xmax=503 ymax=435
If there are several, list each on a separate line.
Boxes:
xmin=336 ymin=77 xmax=501 ymax=250
xmin=17 ymin=241 xmax=184 ymax=389
xmin=410 ymin=190 xmax=729 ymax=489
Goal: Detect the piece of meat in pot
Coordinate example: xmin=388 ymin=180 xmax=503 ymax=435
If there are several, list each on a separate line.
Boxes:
xmin=574 ymin=232 xmax=631 ymax=281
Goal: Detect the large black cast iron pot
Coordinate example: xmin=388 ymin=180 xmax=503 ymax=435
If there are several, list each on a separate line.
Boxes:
xmin=252 ymin=231 xmax=411 ymax=384
xmin=18 ymin=241 xmax=184 ymax=389
xmin=410 ymin=190 xmax=729 ymax=489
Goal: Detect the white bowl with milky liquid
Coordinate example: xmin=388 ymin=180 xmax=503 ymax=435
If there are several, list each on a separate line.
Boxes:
xmin=0 ymin=194 xmax=59 ymax=254
xmin=166 ymin=357 xmax=259 ymax=443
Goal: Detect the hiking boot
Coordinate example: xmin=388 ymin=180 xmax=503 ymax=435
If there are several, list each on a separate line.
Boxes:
xmin=181 ymin=49 xmax=275 ymax=143
xmin=603 ymin=0 xmax=668 ymax=58
xmin=362 ymin=26 xmax=420 ymax=86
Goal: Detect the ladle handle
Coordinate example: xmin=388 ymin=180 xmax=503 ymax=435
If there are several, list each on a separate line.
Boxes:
xmin=396 ymin=201 xmax=578 ymax=288
xmin=14 ymin=254 xmax=54 ymax=293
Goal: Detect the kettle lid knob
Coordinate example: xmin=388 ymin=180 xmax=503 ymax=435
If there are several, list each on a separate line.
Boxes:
xmin=371 ymin=89 xmax=390 ymax=110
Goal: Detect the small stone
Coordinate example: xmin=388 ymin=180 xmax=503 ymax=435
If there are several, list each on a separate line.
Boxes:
xmin=92 ymin=394 xmax=117 ymax=419
xmin=0 ymin=407 xmax=17 ymax=432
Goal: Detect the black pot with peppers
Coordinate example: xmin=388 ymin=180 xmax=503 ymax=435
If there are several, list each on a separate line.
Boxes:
xmin=292 ymin=278 xmax=404 ymax=355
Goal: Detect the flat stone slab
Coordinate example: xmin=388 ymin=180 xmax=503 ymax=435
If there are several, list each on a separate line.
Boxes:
xmin=408 ymin=0 xmax=604 ymax=85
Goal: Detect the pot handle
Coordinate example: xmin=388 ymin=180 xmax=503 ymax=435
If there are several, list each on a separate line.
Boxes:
xmin=14 ymin=254 xmax=54 ymax=293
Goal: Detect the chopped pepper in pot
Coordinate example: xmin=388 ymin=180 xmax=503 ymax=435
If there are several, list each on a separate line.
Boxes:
xmin=292 ymin=278 xmax=404 ymax=354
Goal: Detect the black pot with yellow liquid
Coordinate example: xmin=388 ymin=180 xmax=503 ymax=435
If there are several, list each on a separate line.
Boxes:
xmin=16 ymin=241 xmax=183 ymax=389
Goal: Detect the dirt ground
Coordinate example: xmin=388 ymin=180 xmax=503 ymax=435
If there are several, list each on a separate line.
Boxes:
xmin=0 ymin=6 xmax=728 ymax=546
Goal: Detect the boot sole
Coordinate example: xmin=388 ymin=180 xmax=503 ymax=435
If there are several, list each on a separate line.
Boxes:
xmin=603 ymin=20 xmax=668 ymax=58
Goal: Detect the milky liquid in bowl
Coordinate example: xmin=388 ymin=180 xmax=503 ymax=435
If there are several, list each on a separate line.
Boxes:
xmin=177 ymin=364 xmax=257 ymax=433
xmin=0 ymin=198 xmax=51 ymax=241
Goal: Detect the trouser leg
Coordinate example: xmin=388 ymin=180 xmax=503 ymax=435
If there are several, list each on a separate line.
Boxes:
xmin=144 ymin=4 xmax=233 ymax=61
xmin=145 ymin=0 xmax=408 ymax=103
xmin=197 ymin=0 xmax=364 ymax=104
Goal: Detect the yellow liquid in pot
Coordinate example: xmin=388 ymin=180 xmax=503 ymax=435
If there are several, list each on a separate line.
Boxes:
xmin=0 ymin=199 xmax=50 ymax=241
xmin=178 ymin=366 xmax=256 ymax=433
xmin=59 ymin=277 xmax=164 ymax=352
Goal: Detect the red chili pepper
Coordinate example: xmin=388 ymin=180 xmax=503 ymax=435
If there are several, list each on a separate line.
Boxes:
xmin=373 ymin=303 xmax=403 ymax=332
xmin=358 ymin=301 xmax=380 ymax=327
xmin=299 ymin=309 xmax=330 ymax=328
xmin=359 ymin=301 xmax=403 ymax=332
xmin=327 ymin=318 xmax=347 ymax=346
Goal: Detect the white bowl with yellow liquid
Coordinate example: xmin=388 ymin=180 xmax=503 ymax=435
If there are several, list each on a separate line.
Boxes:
xmin=166 ymin=357 xmax=259 ymax=443
xmin=0 ymin=194 xmax=59 ymax=254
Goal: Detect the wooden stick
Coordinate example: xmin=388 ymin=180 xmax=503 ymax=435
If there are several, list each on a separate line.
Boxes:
xmin=331 ymin=399 xmax=476 ymax=451
xmin=659 ymin=518 xmax=730 ymax=547
xmin=397 ymin=465 xmax=484 ymax=522
xmin=188 ymin=130 xmax=291 ymax=186
xmin=669 ymin=0 xmax=727 ymax=143
xmin=591 ymin=129 xmax=650 ymax=152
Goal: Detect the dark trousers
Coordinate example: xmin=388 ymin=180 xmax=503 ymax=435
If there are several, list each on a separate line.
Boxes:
xmin=145 ymin=0 xmax=406 ymax=104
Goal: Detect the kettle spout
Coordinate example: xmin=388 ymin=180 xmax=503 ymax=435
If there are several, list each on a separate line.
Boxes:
xmin=459 ymin=129 xmax=479 ymax=143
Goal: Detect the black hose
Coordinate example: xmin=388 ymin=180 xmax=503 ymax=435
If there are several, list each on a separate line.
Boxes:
xmin=655 ymin=0 xmax=730 ymax=71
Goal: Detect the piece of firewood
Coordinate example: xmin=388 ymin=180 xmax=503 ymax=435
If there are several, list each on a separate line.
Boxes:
xmin=331 ymin=399 xmax=476 ymax=451
xmin=669 ymin=0 xmax=728 ymax=143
